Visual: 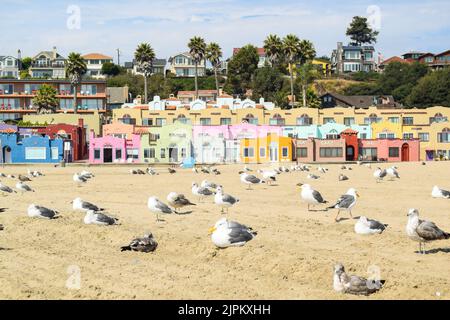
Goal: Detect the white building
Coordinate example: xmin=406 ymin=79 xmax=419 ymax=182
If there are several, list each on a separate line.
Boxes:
xmin=82 ymin=53 xmax=114 ymax=79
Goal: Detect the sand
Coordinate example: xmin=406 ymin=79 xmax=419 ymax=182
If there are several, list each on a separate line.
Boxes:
xmin=0 ymin=162 xmax=449 ymax=300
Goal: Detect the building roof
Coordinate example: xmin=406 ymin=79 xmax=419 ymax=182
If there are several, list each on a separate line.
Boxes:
xmin=379 ymin=56 xmax=411 ymax=66
xmin=322 ymin=92 xmax=400 ymax=108
xmin=178 ymin=90 xmax=217 ymax=96
xmin=82 ymin=53 xmax=113 ymax=60
xmin=435 ymin=49 xmax=450 ymax=57
xmin=233 ymin=47 xmax=266 ymax=57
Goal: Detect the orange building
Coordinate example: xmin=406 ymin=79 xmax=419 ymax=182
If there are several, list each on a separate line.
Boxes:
xmin=240 ymin=133 xmax=292 ymax=164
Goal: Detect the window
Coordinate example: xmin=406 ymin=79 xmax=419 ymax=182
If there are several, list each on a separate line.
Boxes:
xmin=127 ymin=149 xmax=139 ymax=160
xmin=142 ymin=118 xmax=153 ymax=126
xmin=94 ymin=149 xmax=101 ymax=159
xmin=430 ymin=113 xmax=448 ymax=124
xmin=259 ymin=148 xmax=266 ymax=158
xmin=60 ymin=99 xmax=74 ymax=110
xmin=220 ymin=118 xmax=231 ymax=125
xmin=437 ymin=129 xmax=450 ymax=143
xmin=364 ymin=114 xmax=382 ymax=124
xmin=297 ymin=147 xmax=308 ymax=158
xmin=175 ymin=115 xmax=189 ymax=124
xmin=51 ymin=147 xmax=59 ymax=160
xmin=80 ymin=99 xmax=103 ymax=110
xmin=389 ymin=147 xmax=399 ymax=157
xmin=282 ymin=147 xmax=289 ymax=158
xmin=418 ymin=132 xmax=429 ymax=142
xmin=343 ymin=63 xmax=361 ymax=72
xmin=269 ymin=114 xmax=285 ymax=126
xmin=319 ymin=147 xmax=343 ymax=158
xmin=120 ymin=114 xmax=136 ymax=125
xmin=243 ymin=147 xmax=254 ymax=158
xmin=181 ymin=148 xmax=187 ymax=158
xmin=403 ymin=133 xmax=414 ymax=140
xmin=144 ymin=148 xmax=155 ymax=158
xmin=24 ymin=147 xmax=46 ymax=160
xmin=160 ymin=148 xmax=166 ymax=158
xmin=156 ymin=118 xmax=166 ymax=126
xmin=403 ymin=117 xmax=414 ymax=125
xmin=344 ymin=51 xmax=361 ymax=60
xmin=80 ymin=84 xmax=97 ymax=95
xmin=297 ymin=114 xmax=312 ymax=126
xmin=378 ymin=133 xmax=395 ymax=139
xmin=326 ymin=130 xmax=340 ymax=140
xmin=388 ymin=117 xmax=399 ymax=124
xmin=360 ymin=133 xmax=367 ymax=139
xmin=344 ymin=117 xmax=355 ymax=126
xmin=200 ymin=118 xmax=211 ymax=125
xmin=243 ymin=114 xmax=258 ymax=125
xmin=323 ymin=117 xmax=335 ymax=124
xmin=115 ymin=149 xmax=122 ymax=160
xmin=360 ymin=147 xmax=377 ymax=160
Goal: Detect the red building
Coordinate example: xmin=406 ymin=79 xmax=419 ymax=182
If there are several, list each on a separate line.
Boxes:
xmin=340 ymin=128 xmax=359 ymax=161
xmin=36 ymin=119 xmax=87 ymax=161
xmin=359 ymin=138 xmax=420 ymax=162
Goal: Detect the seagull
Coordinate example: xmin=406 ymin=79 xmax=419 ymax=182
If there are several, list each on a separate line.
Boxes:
xmin=0 ymin=173 xmax=6 ymax=178
xmin=201 ymin=166 xmax=211 ymax=174
xmin=28 ymin=169 xmax=44 ymax=177
xmin=257 ymin=169 xmax=277 ymax=185
xmin=373 ymin=168 xmax=387 ymax=183
xmin=80 ymin=170 xmax=95 ymax=179
xmin=192 ymin=167 xmax=199 ymax=174
xmin=15 ymin=182 xmax=35 ymax=194
xmin=168 ymin=168 xmax=177 ymax=174
xmin=0 ymin=182 xmax=16 ymax=195
xmin=406 ymin=208 xmax=450 ymax=254
xmin=191 ymin=182 xmax=214 ymax=202
xmin=328 ymin=188 xmax=360 ymax=222
xmin=279 ymin=166 xmax=290 ymax=173
xmin=333 ymin=263 xmax=384 ymax=296
xmin=243 ymin=166 xmax=252 ymax=172
xmin=386 ymin=166 xmax=400 ymax=180
xmin=201 ymin=180 xmax=219 ymax=191
xmin=18 ymin=174 xmax=32 ymax=182
xmin=27 ymin=204 xmax=58 ymax=219
xmin=215 ymin=186 xmax=239 ymax=214
xmin=239 ymin=172 xmax=265 ymax=190
xmin=121 ymin=234 xmax=158 ymax=253
xmin=339 ymin=174 xmax=349 ymax=181
xmin=318 ymin=167 xmax=327 ymax=174
xmin=355 ymin=216 xmax=387 ymax=235
xmin=307 ymin=174 xmax=320 ymax=180
xmin=0 ymin=224 xmax=3 ymax=231
xmin=341 ymin=165 xmax=347 ymax=170
xmin=212 ymin=168 xmax=221 ymax=175
xmin=167 ymin=192 xmax=196 ymax=213
xmin=84 ymin=210 xmax=118 ymax=226
xmin=431 ymin=186 xmax=450 ymax=199
xmin=209 ymin=218 xmax=257 ymax=248
xmin=146 ymin=167 xmax=159 ymax=176
xmin=6 ymin=175 xmax=15 ymax=179
xmin=71 ymin=198 xmax=105 ymax=212
xmin=130 ymin=169 xmax=145 ymax=175
xmin=148 ymin=197 xmax=174 ymax=222
xmin=297 ymin=183 xmax=328 ymax=211
xmin=73 ymin=173 xmax=88 ymax=187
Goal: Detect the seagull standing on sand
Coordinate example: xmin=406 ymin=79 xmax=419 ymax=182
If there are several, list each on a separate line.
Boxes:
xmin=0 ymin=182 xmax=16 ymax=195
xmin=167 ymin=192 xmax=196 ymax=213
xmin=84 ymin=210 xmax=118 ymax=226
xmin=328 ymin=188 xmax=360 ymax=222
xmin=168 ymin=168 xmax=177 ymax=174
xmin=257 ymin=169 xmax=277 ymax=185
xmin=15 ymin=182 xmax=35 ymax=194
xmin=431 ymin=186 xmax=450 ymax=199
xmin=297 ymin=183 xmax=328 ymax=211
xmin=73 ymin=173 xmax=88 ymax=187
xmin=201 ymin=180 xmax=219 ymax=191
xmin=386 ymin=166 xmax=400 ymax=180
xmin=121 ymin=234 xmax=158 ymax=253
xmin=18 ymin=174 xmax=32 ymax=182
xmin=406 ymin=208 xmax=450 ymax=254
xmin=27 ymin=204 xmax=58 ymax=219
xmin=191 ymin=182 xmax=215 ymax=202
xmin=333 ymin=263 xmax=384 ymax=296
xmin=148 ymin=197 xmax=174 ymax=222
xmin=339 ymin=174 xmax=349 ymax=181
xmin=355 ymin=216 xmax=387 ymax=235
xmin=373 ymin=168 xmax=387 ymax=183
xmin=209 ymin=218 xmax=257 ymax=248
xmin=307 ymin=174 xmax=320 ymax=180
xmin=71 ymin=198 xmax=105 ymax=212
xmin=239 ymin=172 xmax=265 ymax=190
xmin=215 ymin=186 xmax=239 ymax=214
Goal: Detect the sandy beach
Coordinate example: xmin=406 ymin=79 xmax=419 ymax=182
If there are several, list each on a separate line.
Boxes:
xmin=0 ymin=162 xmax=449 ymax=300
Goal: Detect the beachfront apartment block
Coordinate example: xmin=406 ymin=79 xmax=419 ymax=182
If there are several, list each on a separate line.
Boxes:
xmin=82 ymin=53 xmax=114 ymax=79
xmin=402 ymin=50 xmax=450 ymax=70
xmin=29 ymin=47 xmax=66 ymax=79
xmin=331 ymin=42 xmax=377 ymax=73
xmin=168 ymin=52 xmax=206 ymax=77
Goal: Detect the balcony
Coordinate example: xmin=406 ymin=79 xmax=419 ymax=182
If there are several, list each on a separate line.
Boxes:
xmin=31 ymin=62 xmax=65 ymax=68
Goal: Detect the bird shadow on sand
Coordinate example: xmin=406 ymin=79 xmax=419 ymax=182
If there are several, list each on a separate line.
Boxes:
xmin=309 ymin=209 xmax=328 ymax=212
xmin=416 ymin=248 xmax=450 ymax=255
xmin=175 ymin=211 xmax=193 ymax=216
xmin=0 ymin=247 xmax=12 ymax=251
xmin=268 ymin=184 xmax=279 ymax=187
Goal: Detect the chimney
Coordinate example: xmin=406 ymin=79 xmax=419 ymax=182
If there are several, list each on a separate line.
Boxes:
xmin=53 ymin=46 xmax=57 ymax=60
xmin=17 ymin=49 xmax=22 ymax=71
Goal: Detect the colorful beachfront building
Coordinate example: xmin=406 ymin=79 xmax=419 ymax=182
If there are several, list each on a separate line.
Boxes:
xmin=0 ymin=132 xmax=63 ymax=163
xmin=140 ymin=123 xmax=193 ymax=164
xmin=240 ymin=134 xmax=292 ymax=164
xmin=89 ymin=130 xmax=141 ymax=164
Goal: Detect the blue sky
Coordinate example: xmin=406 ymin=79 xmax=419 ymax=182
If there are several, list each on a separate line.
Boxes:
xmin=1 ymin=0 xmax=449 ymax=63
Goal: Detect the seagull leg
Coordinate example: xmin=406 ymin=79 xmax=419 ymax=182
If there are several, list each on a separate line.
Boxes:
xmin=335 ymin=210 xmax=341 ymax=222
xmin=349 ymin=210 xmax=353 ymax=219
xmin=307 ymin=204 xmax=310 ymax=211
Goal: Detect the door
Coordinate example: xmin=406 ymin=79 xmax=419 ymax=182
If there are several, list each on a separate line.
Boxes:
xmin=346 ymin=146 xmax=355 ymax=161
xmin=3 ymin=146 xmax=11 ymax=163
xmin=169 ymin=148 xmax=178 ymax=163
xmin=103 ymin=148 xmax=113 ymax=163
xmin=270 ymin=145 xmax=278 ymax=162
xmin=401 ymin=143 xmax=409 ymax=162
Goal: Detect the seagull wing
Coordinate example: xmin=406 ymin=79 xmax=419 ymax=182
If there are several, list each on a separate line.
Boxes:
xmin=417 ymin=220 xmax=450 ymax=241
xmin=95 ymin=213 xmax=117 ymax=225
xmin=82 ymin=202 xmax=103 ymax=211
xmin=312 ymin=190 xmax=326 ymax=204
xmin=155 ymin=200 xmax=173 ymax=214
xmin=35 ymin=206 xmax=57 ymax=219
xmin=245 ymin=175 xmax=261 ymax=184
xmin=222 ymin=194 xmax=238 ymax=205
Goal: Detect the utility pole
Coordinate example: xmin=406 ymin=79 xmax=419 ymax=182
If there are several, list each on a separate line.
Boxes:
xmin=117 ymin=48 xmax=120 ymax=66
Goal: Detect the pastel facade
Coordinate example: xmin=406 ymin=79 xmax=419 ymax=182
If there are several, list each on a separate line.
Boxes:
xmin=241 ymin=134 xmax=292 ymax=164
xmin=89 ymin=131 xmax=141 ymax=164
xmin=294 ymin=138 xmax=346 ymax=163
xmin=359 ymin=139 xmax=420 ymax=162
xmin=0 ymin=133 xmax=63 ymax=163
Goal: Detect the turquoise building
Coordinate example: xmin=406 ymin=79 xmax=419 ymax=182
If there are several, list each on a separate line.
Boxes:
xmin=282 ymin=123 xmax=371 ymax=140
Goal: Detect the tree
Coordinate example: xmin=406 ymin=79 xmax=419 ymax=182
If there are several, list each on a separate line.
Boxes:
xmin=406 ymin=68 xmax=450 ymax=108
xmin=346 ymin=16 xmax=379 ymax=46
xmin=134 ymin=43 xmax=155 ymax=104
xmin=206 ymin=42 xmax=223 ymax=98
xmin=65 ymin=52 xmax=87 ymax=113
xmin=252 ymin=66 xmax=285 ymax=103
xmin=264 ymin=34 xmax=283 ymax=65
xmin=20 ymin=57 xmax=32 ymax=71
xmin=188 ymin=36 xmax=207 ymax=100
xmin=296 ymin=63 xmax=321 ymax=107
xmin=32 ymin=84 xmax=59 ymax=114
xmin=101 ymin=62 xmax=121 ymax=77
xmin=224 ymin=45 xmax=259 ymax=97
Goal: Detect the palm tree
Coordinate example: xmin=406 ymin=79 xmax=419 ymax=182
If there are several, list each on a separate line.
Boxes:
xmin=206 ymin=42 xmax=223 ymax=99
xmin=297 ymin=63 xmax=320 ymax=108
xmin=134 ymin=43 xmax=155 ymax=104
xmin=65 ymin=53 xmax=87 ymax=113
xmin=188 ymin=36 xmax=207 ymax=100
xmin=282 ymin=34 xmax=301 ymax=107
xmin=263 ymin=34 xmax=283 ymax=66
xmin=298 ymin=40 xmax=316 ymax=107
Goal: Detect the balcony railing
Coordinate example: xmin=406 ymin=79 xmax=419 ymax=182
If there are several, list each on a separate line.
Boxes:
xmin=31 ymin=62 xmax=65 ymax=68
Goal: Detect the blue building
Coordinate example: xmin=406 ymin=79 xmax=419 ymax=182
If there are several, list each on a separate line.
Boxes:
xmin=0 ymin=133 xmax=63 ymax=163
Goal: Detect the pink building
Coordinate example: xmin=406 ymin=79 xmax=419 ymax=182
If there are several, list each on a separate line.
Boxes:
xmin=294 ymin=138 xmax=346 ymax=163
xmin=89 ymin=130 xmax=141 ymax=163
xmin=359 ymin=139 xmax=420 ymax=162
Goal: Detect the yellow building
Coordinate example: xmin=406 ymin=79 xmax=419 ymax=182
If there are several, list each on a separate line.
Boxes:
xmin=240 ymin=134 xmax=292 ymax=164
xmin=371 ymin=121 xmax=403 ymax=139
xmin=312 ymin=59 xmax=331 ymax=76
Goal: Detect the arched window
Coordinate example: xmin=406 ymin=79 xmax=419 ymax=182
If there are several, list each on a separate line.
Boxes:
xmin=431 ymin=113 xmax=448 ymax=124
xmin=438 ymin=128 xmax=450 ymax=143
xmin=175 ymin=114 xmax=189 ymax=124
xmin=243 ymin=114 xmax=258 ymax=125
xmin=270 ymin=114 xmax=285 ymax=126
xmin=120 ymin=114 xmax=136 ymax=125
xmin=326 ymin=129 xmax=340 ymax=140
xmin=365 ymin=113 xmax=381 ymax=124
xmin=297 ymin=114 xmax=312 ymax=126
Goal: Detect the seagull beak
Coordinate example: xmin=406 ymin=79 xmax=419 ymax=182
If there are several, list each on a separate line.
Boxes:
xmin=296 ymin=183 xmax=303 ymax=187
xmin=356 ymin=192 xmax=360 ymax=198
xmin=208 ymin=227 xmax=216 ymax=235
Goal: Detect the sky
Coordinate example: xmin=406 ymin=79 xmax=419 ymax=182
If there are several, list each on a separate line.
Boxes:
xmin=1 ymin=0 xmax=449 ymax=63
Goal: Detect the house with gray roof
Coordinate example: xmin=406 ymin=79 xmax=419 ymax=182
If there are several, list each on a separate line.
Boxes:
xmin=320 ymin=92 xmax=401 ymax=109
xmin=29 ymin=47 xmax=66 ymax=79
xmin=0 ymin=55 xmax=19 ymax=78
xmin=331 ymin=42 xmax=377 ymax=74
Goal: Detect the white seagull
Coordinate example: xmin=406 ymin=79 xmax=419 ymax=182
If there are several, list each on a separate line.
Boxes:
xmin=431 ymin=186 xmax=450 ymax=199
xmin=209 ymin=218 xmax=257 ymax=248
xmin=0 ymin=182 xmax=16 ymax=195
xmin=239 ymin=172 xmax=265 ymax=190
xmin=73 ymin=173 xmax=88 ymax=187
xmin=201 ymin=180 xmax=219 ymax=191
xmin=354 ymin=216 xmax=387 ymax=235
xmin=167 ymin=192 xmax=196 ymax=213
xmin=333 ymin=263 xmax=384 ymax=296
xmin=191 ymin=182 xmax=215 ymax=202
xmin=386 ymin=166 xmax=400 ymax=180
xmin=121 ymin=234 xmax=158 ymax=253
xmin=27 ymin=204 xmax=58 ymax=219
xmin=16 ymin=182 xmax=35 ymax=194
xmin=148 ymin=196 xmax=174 ymax=222
xmin=406 ymin=208 xmax=450 ymax=254
xmin=84 ymin=210 xmax=118 ymax=226
xmin=297 ymin=183 xmax=328 ymax=211
xmin=215 ymin=186 xmax=239 ymax=214
xmin=373 ymin=167 xmax=387 ymax=183
xmin=328 ymin=188 xmax=360 ymax=222
xmin=71 ymin=198 xmax=105 ymax=212
xmin=257 ymin=169 xmax=277 ymax=185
